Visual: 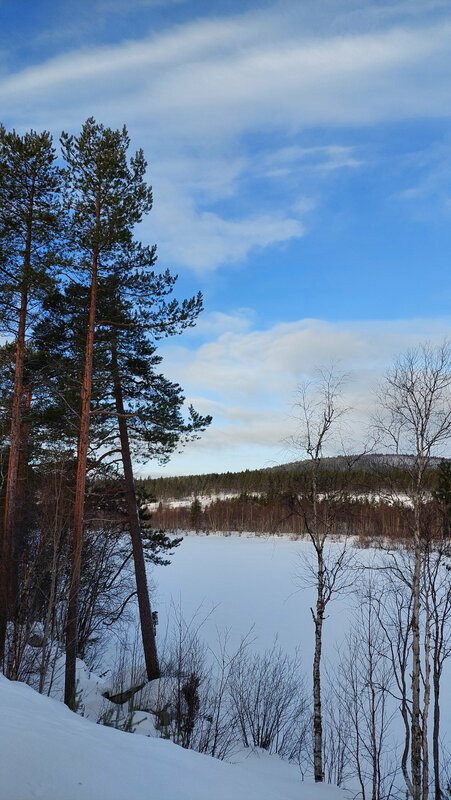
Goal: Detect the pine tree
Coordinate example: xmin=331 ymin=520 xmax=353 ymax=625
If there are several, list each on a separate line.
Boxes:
xmin=99 ymin=264 xmax=210 ymax=679
xmin=0 ymin=127 xmax=61 ymax=659
xmin=36 ymin=257 xmax=211 ymax=683
xmin=60 ymin=118 xmax=154 ymax=708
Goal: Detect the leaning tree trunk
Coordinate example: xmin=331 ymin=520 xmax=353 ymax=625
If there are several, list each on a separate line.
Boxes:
xmin=110 ymin=341 xmax=160 ymax=680
xmin=64 ymin=247 xmax=98 ymax=709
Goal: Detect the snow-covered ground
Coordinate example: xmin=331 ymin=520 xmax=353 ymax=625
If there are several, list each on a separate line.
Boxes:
xmin=147 ymin=491 xmax=261 ymax=511
xmin=147 ymin=490 xmax=416 ymax=512
xmin=0 ymin=674 xmax=345 ymax=800
xmin=3 ymin=534 xmax=450 ymax=799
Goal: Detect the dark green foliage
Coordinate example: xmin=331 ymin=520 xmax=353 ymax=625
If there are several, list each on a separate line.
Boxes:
xmin=432 ymin=460 xmax=451 ymax=538
xmin=139 ymin=458 xmax=444 ymax=501
xmin=0 ymin=118 xmax=211 ymax=684
xmin=0 ymin=126 xmax=61 ymax=335
xmin=60 ymin=118 xmax=152 ymax=264
xmin=137 ymin=487 xmax=183 ymax=566
xmin=189 ymin=497 xmax=202 ymax=532
xmin=33 ymin=256 xmax=210 ymax=466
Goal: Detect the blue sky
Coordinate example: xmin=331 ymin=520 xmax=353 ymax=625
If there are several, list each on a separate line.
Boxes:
xmin=2 ymin=0 xmax=451 ymax=474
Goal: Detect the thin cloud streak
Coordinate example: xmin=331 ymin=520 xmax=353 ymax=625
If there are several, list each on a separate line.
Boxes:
xmin=2 ymin=16 xmax=451 ymax=133
xmin=1 ymin=7 xmax=451 ymax=272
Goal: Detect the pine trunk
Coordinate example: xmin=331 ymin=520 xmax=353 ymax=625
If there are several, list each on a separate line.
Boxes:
xmin=110 ymin=342 xmax=160 ymax=680
xmin=0 ymin=181 xmax=34 ymax=660
xmin=64 ymin=248 xmax=98 ymax=709
xmin=5 ymin=388 xmax=32 ymax=679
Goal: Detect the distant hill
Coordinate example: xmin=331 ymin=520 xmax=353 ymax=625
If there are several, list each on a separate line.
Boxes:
xmin=137 ymin=453 xmax=448 ymax=501
xmin=275 ymin=453 xmax=448 ymax=472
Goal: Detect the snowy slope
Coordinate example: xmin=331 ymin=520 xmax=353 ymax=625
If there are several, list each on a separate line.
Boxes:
xmin=0 ymin=675 xmax=344 ymax=800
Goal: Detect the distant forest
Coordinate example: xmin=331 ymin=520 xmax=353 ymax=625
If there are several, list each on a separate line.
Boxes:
xmin=139 ymin=455 xmax=443 ymax=499
xmin=138 ymin=456 xmax=450 ymax=542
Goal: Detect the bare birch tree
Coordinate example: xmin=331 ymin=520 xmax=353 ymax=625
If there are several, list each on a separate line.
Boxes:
xmin=423 ymin=531 xmax=451 ymax=800
xmin=336 ymin=579 xmax=398 ymax=800
xmin=375 ymin=342 xmax=451 ymax=800
xmin=288 ymin=368 xmax=356 ymax=782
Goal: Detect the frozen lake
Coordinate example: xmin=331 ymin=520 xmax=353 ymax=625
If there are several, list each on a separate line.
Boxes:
xmin=152 ymin=534 xmax=363 ymax=665
xmin=148 ymin=533 xmax=451 ymax=739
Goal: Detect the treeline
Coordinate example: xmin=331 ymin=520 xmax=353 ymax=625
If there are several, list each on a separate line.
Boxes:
xmin=141 ymin=456 xmax=449 ymax=543
xmin=139 ymin=457 xmax=443 ymax=502
xmin=149 ymin=486 xmax=449 ymax=544
xmin=0 ymin=120 xmax=210 ymax=706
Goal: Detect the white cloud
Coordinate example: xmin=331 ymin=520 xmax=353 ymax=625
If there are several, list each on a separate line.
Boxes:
xmin=2 ymin=9 xmax=451 ymax=142
xmin=263 ymin=145 xmax=363 ymax=178
xmin=392 ymin=138 xmax=451 ymax=220
xmin=3 ymin=14 xmax=450 ymax=135
xmin=141 ymin=151 xmax=309 ymax=270
xmin=155 ymin=317 xmax=451 ymax=474
xmin=150 ymin=201 xmax=304 ymax=272
xmin=183 ymin=309 xmax=255 ymax=339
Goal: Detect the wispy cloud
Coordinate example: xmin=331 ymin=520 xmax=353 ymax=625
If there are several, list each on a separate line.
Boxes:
xmin=262 ymin=145 xmax=363 ymax=179
xmin=2 ymin=14 xmax=451 ymax=133
xmin=1 ymin=4 xmax=450 ymax=272
xmin=149 ymin=202 xmax=304 ymax=273
xmin=393 ymin=137 xmax=451 ymax=220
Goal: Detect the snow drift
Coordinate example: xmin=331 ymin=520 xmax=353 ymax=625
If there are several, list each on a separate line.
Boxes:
xmin=0 ymin=674 xmax=344 ymax=800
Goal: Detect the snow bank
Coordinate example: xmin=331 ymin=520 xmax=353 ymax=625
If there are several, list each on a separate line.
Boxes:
xmin=0 ymin=675 xmax=344 ymax=800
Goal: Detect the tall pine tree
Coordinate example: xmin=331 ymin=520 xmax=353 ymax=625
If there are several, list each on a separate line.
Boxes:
xmin=35 ymin=250 xmax=211 ymax=684
xmin=0 ymin=127 xmax=60 ymax=659
xmin=60 ymin=119 xmax=155 ymax=708
xmin=98 ymin=262 xmax=210 ymax=680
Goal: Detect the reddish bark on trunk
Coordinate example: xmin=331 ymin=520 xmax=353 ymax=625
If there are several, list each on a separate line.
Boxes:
xmin=64 ymin=248 xmax=98 ymax=709
xmin=0 ymin=179 xmax=34 ymax=660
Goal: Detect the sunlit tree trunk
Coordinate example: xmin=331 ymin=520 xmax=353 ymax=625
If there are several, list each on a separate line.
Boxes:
xmin=64 ymin=244 xmax=98 ymax=709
